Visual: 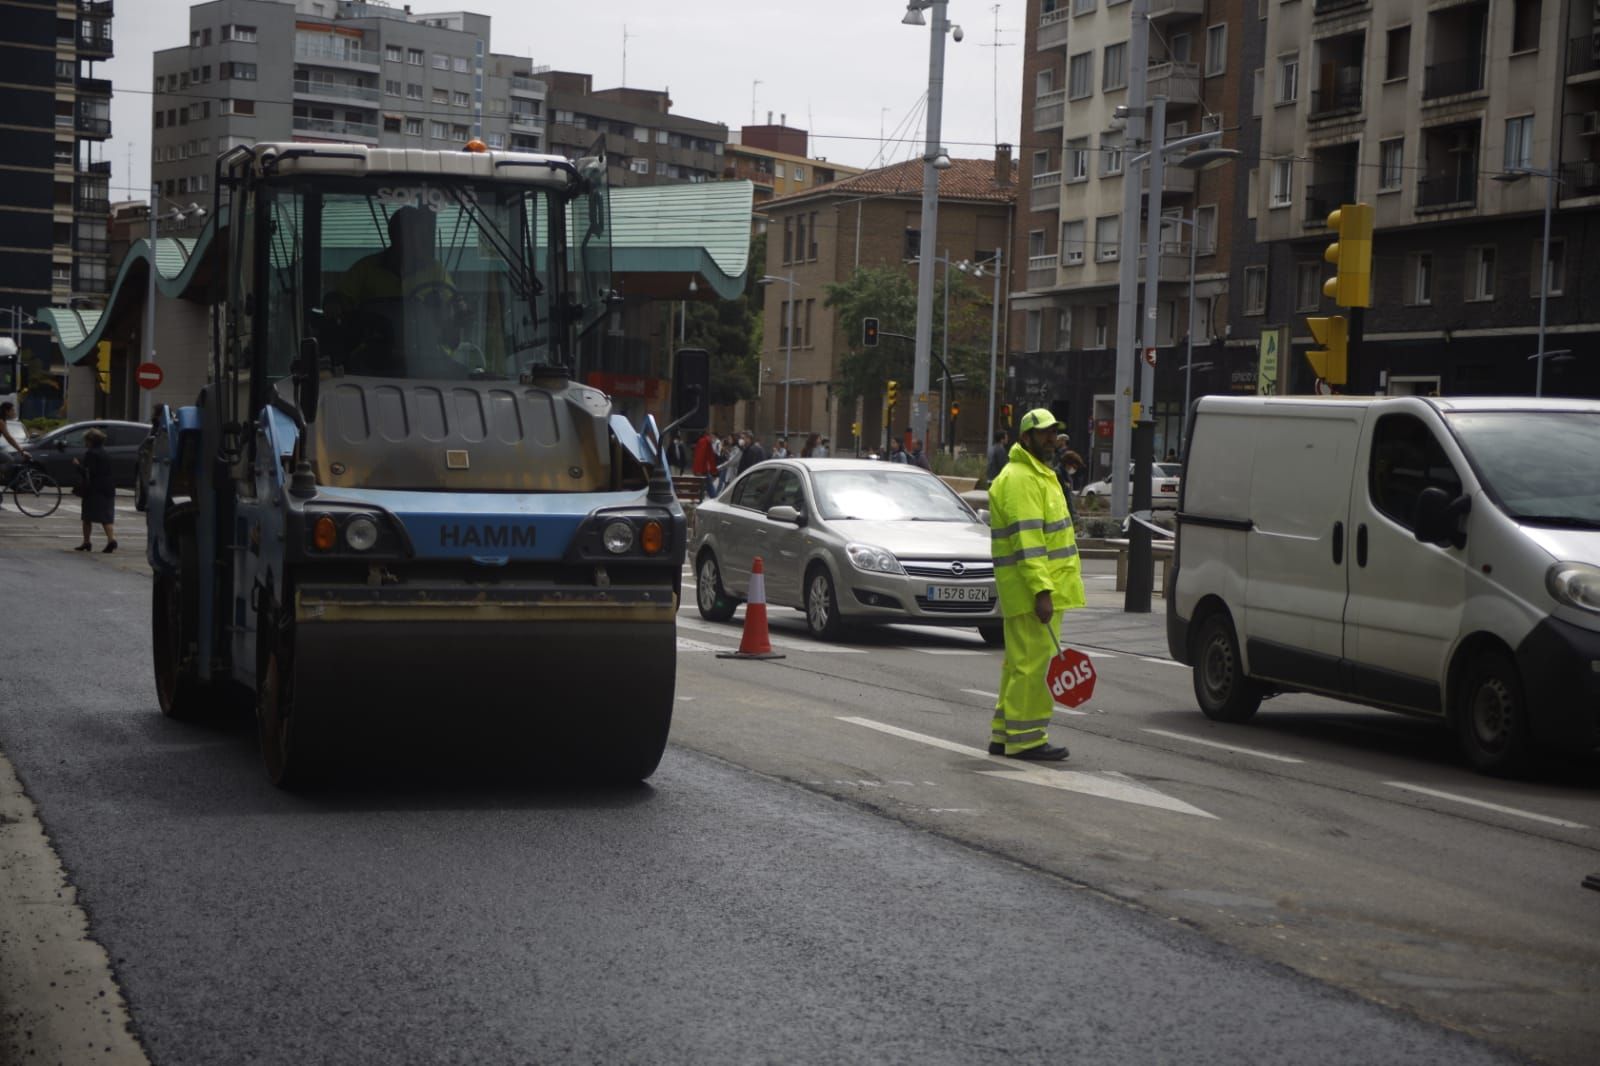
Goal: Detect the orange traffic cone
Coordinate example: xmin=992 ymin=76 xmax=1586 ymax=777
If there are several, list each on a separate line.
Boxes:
xmin=717 ymin=556 xmax=786 ymax=660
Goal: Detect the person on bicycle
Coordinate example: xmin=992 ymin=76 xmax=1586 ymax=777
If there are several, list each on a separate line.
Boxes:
xmin=1 ymin=401 xmax=27 ymax=509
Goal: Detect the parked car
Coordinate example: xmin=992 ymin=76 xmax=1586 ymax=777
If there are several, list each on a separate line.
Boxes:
xmin=1081 ymin=462 xmax=1182 ymax=509
xmin=24 ymin=420 xmax=148 ymax=489
xmin=691 ymin=459 xmax=1004 ymax=644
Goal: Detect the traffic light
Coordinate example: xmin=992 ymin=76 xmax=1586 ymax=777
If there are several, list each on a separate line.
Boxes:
xmin=850 ymin=421 xmax=860 ymax=438
xmin=95 ymin=340 xmax=111 ymax=394
xmin=885 ymin=379 xmax=899 ymax=410
xmin=1000 ymin=403 xmax=1012 ymax=426
xmin=863 ymin=317 xmax=880 ymax=347
xmin=1305 ymin=315 xmax=1348 ymax=386
xmin=1323 ymin=203 xmax=1374 ymax=308
xmin=949 ymin=401 xmax=960 ymax=419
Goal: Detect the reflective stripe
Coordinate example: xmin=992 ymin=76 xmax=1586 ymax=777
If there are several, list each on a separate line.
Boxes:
xmin=1005 ymin=729 xmax=1047 ymax=744
xmin=991 ymin=518 xmax=1044 ymax=540
xmin=993 ymin=545 xmax=1048 ymax=567
xmin=1046 ymin=545 xmax=1080 ymax=560
xmin=1042 ymin=518 xmax=1071 ymax=534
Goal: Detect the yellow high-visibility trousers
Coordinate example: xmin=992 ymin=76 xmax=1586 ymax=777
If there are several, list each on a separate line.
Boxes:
xmin=991 ymin=608 xmax=1063 ymax=755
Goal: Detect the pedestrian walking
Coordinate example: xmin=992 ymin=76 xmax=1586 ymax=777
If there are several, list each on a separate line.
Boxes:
xmin=986 ymin=408 xmax=1086 ymax=760
xmin=75 ymin=428 xmax=118 ymax=553
xmin=738 ymin=431 xmax=767 ymax=474
xmin=800 ymin=432 xmax=821 ymax=458
xmin=907 ymin=439 xmax=931 ymax=470
xmin=983 ymin=430 xmax=1009 ymax=486
xmin=693 ymin=430 xmax=720 ymax=499
xmin=816 ymin=436 xmax=831 ymax=458
xmin=887 ymin=440 xmax=908 ymax=463
xmin=667 ymin=433 xmax=688 ymax=476
xmin=718 ymin=433 xmax=744 ymax=488
xmin=772 ymin=437 xmax=790 ymax=459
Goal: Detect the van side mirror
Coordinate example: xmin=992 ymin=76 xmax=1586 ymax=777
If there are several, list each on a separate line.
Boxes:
xmin=1413 ymin=487 xmax=1470 ymax=549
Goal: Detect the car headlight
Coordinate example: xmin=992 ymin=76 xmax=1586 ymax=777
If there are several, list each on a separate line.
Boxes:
xmin=603 ymin=520 xmax=636 ymax=554
xmin=1547 ymin=561 xmax=1600 ymax=613
xmin=845 ymin=542 xmax=903 ymax=575
xmin=344 ymin=515 xmax=379 ymax=552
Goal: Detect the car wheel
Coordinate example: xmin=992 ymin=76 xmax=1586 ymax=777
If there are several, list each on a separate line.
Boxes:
xmin=695 ymin=551 xmax=738 ymax=622
xmin=1191 ymin=611 xmax=1262 ymax=723
xmin=977 ymin=622 xmax=1005 ymax=649
xmin=804 ymin=565 xmax=845 ymax=641
xmin=1455 ymin=650 xmax=1533 ymax=776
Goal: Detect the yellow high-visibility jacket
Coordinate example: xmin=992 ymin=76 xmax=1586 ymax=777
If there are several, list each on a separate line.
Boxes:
xmin=988 ymin=442 xmax=1086 ymax=618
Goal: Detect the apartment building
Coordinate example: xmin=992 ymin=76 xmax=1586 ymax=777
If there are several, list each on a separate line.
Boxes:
xmin=541 ymin=71 xmax=727 ymax=188
xmin=723 ymin=121 xmax=864 ymax=209
xmin=1010 ymin=0 xmax=1263 ymax=470
xmin=0 ymin=0 xmax=115 ymax=412
xmin=758 ymin=154 xmax=1017 ymax=451
xmin=150 ymin=0 xmax=548 ymax=206
xmin=1258 ymin=0 xmax=1600 ymax=397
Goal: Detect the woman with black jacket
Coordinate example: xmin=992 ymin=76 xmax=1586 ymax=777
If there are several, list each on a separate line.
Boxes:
xmin=75 ymin=428 xmax=118 ymax=553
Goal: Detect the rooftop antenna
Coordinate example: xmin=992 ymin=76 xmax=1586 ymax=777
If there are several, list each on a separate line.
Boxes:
xmin=751 ymin=79 xmax=761 ymax=125
xmin=980 ymin=3 xmax=1017 ymax=145
xmin=622 ymin=24 xmax=635 ymax=87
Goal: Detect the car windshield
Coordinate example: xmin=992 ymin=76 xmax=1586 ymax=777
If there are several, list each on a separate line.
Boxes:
xmin=813 ymin=469 xmax=975 ymax=522
xmin=1445 ymin=411 xmax=1600 ymax=527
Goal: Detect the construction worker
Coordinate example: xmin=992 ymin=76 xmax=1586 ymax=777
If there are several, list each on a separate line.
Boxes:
xmin=986 ymin=407 xmax=1086 ymax=760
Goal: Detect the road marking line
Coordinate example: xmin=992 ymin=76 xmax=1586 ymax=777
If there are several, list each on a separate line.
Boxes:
xmin=676 ymin=617 xmax=865 ymax=654
xmin=1141 ymin=728 xmax=1305 ymax=764
xmin=1138 ymin=656 xmax=1185 ymax=667
xmin=837 ymin=716 xmax=1216 ymax=819
xmin=676 ymin=637 xmax=731 ymax=653
xmin=961 ymin=688 xmax=998 ymax=700
xmin=1384 ymin=782 xmax=1591 ymax=829
xmin=914 ymin=648 xmax=986 ymax=656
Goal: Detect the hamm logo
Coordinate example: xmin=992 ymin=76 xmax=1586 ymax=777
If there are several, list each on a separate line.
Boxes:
xmin=438 ymin=524 xmax=537 ymax=549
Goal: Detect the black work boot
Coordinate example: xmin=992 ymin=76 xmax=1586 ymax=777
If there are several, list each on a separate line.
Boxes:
xmin=1009 ymin=743 xmax=1069 ymax=762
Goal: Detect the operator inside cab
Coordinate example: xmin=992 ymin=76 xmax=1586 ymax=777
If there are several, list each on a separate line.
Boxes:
xmin=328 ymin=205 xmax=477 ymax=376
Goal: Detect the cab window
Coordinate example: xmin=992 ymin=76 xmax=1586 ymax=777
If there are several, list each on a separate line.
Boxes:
xmin=730 ymin=467 xmax=777 ymax=510
xmin=768 ymin=469 xmax=806 ymax=512
xmin=1369 ymin=413 xmax=1462 ymax=530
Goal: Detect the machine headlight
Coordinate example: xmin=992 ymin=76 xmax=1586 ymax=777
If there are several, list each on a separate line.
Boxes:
xmin=345 ymin=515 xmax=379 ymax=552
xmin=845 ymin=542 xmax=903 ymax=575
xmin=1546 ymin=561 xmax=1600 ymax=613
xmin=603 ymin=520 xmax=636 ymax=554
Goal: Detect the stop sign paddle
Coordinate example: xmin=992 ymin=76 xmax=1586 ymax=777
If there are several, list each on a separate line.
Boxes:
xmin=1046 ymin=646 xmax=1097 ymax=708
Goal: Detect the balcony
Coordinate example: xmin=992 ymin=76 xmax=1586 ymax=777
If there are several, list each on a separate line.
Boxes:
xmin=1030 ymin=169 xmax=1062 ymax=212
xmin=1037 ymin=7 xmax=1070 ymax=51
xmin=1416 ymin=171 xmax=1476 ymax=210
xmin=293 ymin=40 xmax=379 ymax=69
xmin=1140 ymin=163 xmax=1195 ymax=196
xmin=1148 ymin=0 xmax=1204 ymax=20
xmin=1147 ymin=62 xmax=1201 ymax=106
xmin=1568 ymin=34 xmax=1600 ymax=80
xmin=293 ymin=78 xmax=382 ymax=106
xmin=1422 ymin=56 xmax=1484 ymax=101
xmin=1027 ymin=253 xmax=1057 ymax=289
xmin=510 ymin=75 xmax=545 ymax=96
xmin=1033 ymin=88 xmax=1065 ymax=132
xmin=1312 ymin=0 xmax=1366 ymax=14
xmin=1309 ymin=84 xmax=1362 ymax=121
xmin=1559 ymin=159 xmax=1600 ymax=197
xmin=77 ymin=30 xmax=113 ymax=56
xmin=78 ymin=2 xmax=114 ymax=15
xmin=1139 ymin=242 xmax=1194 ymax=282
xmin=75 ymin=112 xmax=110 ymax=137
xmin=1304 ymin=181 xmax=1356 ymax=226
xmin=77 ymin=76 xmax=112 ymax=98
xmin=510 ymin=112 xmax=546 ymax=131
xmin=74 ymin=236 xmax=109 ymax=254
xmin=76 ymin=191 xmax=110 ymax=213
xmin=292 ymin=115 xmax=380 ymax=143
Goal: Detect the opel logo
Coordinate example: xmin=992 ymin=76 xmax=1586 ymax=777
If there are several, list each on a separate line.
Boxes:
xmin=950 ymin=561 xmax=966 ymax=576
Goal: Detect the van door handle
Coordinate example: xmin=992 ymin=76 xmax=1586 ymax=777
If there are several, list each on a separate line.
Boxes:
xmin=1332 ymin=521 xmax=1344 ymax=564
xmin=1356 ymin=523 xmax=1368 ymax=567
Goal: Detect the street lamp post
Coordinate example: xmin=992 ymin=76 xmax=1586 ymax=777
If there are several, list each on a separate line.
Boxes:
xmin=953 ymin=249 xmax=1004 ymax=454
xmin=1493 ymin=165 xmax=1558 ymax=396
xmin=758 ymin=273 xmax=798 ymax=440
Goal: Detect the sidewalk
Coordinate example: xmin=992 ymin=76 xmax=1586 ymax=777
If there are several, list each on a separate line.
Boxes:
xmin=1069 ymin=556 xmax=1173 ymax=659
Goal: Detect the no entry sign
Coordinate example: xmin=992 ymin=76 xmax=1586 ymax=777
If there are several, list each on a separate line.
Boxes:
xmin=1046 ymin=647 xmax=1097 ymax=708
xmin=135 ymin=362 xmax=164 ymax=390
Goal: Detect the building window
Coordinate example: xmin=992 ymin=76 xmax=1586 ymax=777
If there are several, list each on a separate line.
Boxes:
xmin=1067 ymin=138 xmax=1089 ymax=181
xmin=1068 ymin=51 xmax=1094 ymax=100
xmin=1406 ymin=252 xmax=1433 ymax=305
xmin=454 ymin=57 xmax=469 ymax=73
xmin=1296 ymin=262 xmax=1321 ymax=311
xmin=795 ymin=215 xmax=807 ymax=261
xmin=782 ymin=217 xmax=793 ymax=263
xmin=1035 ymin=68 xmax=1054 ymax=97
xmin=1057 ymin=308 xmax=1073 ymax=348
xmin=383 ymin=116 xmax=401 ymax=133
xmin=1101 ymin=132 xmax=1122 ymax=175
xmin=407 ymin=48 xmax=424 ymax=65
xmin=1193 ymin=205 xmax=1216 ymax=254
xmin=1169 ymin=33 xmax=1192 ymax=63
xmin=1277 ymin=53 xmax=1299 ymax=104
xmin=453 ymin=91 xmax=471 ymax=107
xmin=406 ymin=83 xmax=422 ymax=100
xmin=1512 ymin=0 xmax=1541 ymax=53
xmin=1534 ymin=238 xmax=1564 ymax=296
xmin=432 ymin=88 xmax=449 ymax=105
xmin=1092 ymin=306 xmax=1108 ymax=348
xmin=1103 ymin=43 xmax=1127 ymax=91
xmin=1270 ymin=159 xmax=1293 ymax=207
xmin=404 ymin=117 xmax=422 ymax=135
xmin=794 ymin=166 xmax=806 ymax=182
xmin=222 ymin=98 xmax=254 ymax=116
xmin=451 ymin=123 xmax=469 ymax=140
xmin=430 ymin=121 xmax=448 ymax=140
xmin=1095 ymin=215 xmax=1120 ymax=261
xmin=808 ymin=211 xmax=818 ymax=259
xmin=1073 ymin=0 xmax=1095 ymax=14
xmin=487 ymin=133 xmax=505 ymax=148
xmin=1060 ymin=220 xmax=1085 ymax=265
xmin=1025 ymin=310 xmax=1042 ymax=352
xmin=385 ymin=44 xmax=403 ymax=62
xmin=154 ymin=110 xmax=164 ymax=129
xmin=1028 ymin=230 xmax=1047 ymax=258
xmin=221 ymin=24 xmax=256 ymax=43
xmin=1244 ymin=266 xmax=1267 ymax=315
xmin=1386 ymin=26 xmax=1410 ymax=80
xmin=1032 ymin=148 xmax=1050 ymax=176
xmin=385 ymin=79 xmax=401 ymax=96
xmin=1468 ymin=246 xmax=1496 ymax=300
xmin=433 ymin=53 xmax=449 ymax=70
xmin=1379 ymin=139 xmax=1404 ymax=190
xmin=1205 ymin=24 xmax=1227 ymax=77
xmin=1504 ymin=115 xmax=1534 ymax=171
xmin=1252 ymin=68 xmax=1264 ymax=117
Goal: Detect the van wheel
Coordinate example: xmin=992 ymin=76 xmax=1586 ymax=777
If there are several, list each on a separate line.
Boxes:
xmin=1191 ymin=612 xmax=1262 ymax=723
xmin=1455 ymin=651 xmax=1532 ymax=776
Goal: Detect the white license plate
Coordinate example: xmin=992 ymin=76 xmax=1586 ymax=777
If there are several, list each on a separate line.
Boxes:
xmin=926 ymin=584 xmax=992 ymax=603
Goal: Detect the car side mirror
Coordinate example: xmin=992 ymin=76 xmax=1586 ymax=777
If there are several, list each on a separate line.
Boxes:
xmin=767 ymin=504 xmax=804 ymax=525
xmin=977 ymin=508 xmax=990 ymax=524
xmin=1413 ymin=487 xmax=1470 ymax=549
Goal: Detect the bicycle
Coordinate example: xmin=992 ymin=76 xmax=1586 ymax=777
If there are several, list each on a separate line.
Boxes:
xmin=3 ymin=458 xmax=63 ymax=517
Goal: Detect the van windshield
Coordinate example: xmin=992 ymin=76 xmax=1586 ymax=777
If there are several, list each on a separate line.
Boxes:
xmin=1445 ymin=411 xmax=1600 ymax=528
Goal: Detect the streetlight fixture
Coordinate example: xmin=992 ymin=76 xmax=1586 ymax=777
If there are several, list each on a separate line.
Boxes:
xmin=1492 ymin=165 xmax=1558 ymax=397
xmin=902 ymin=0 xmax=962 ymax=447
xmin=758 ymin=273 xmax=798 ymax=439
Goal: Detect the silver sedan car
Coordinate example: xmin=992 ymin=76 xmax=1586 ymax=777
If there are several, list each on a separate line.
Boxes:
xmin=691 ymin=459 xmax=1003 ymax=644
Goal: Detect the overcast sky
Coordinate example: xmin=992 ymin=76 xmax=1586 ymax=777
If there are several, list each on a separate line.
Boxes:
xmin=101 ymin=0 xmax=1024 ymax=201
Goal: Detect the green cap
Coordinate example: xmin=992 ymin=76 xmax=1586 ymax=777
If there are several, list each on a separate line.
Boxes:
xmin=1019 ymin=408 xmax=1065 ymax=433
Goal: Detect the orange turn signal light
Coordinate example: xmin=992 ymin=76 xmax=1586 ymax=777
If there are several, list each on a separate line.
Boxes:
xmin=640 ymin=520 xmax=664 ymax=556
xmin=313 ymin=515 xmax=337 ymax=551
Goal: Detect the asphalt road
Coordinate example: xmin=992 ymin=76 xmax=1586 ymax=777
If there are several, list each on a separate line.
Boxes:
xmin=0 ymin=499 xmax=1592 ymax=1064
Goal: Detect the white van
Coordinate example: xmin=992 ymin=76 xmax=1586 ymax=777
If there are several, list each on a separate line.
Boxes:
xmin=1167 ymin=395 xmax=1600 ymax=774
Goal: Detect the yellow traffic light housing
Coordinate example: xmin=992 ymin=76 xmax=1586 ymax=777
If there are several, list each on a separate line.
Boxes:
xmin=1306 ymin=315 xmax=1348 ymax=385
xmin=95 ymin=340 xmax=112 ymax=394
xmin=1322 ymin=203 xmax=1374 ymax=308
xmin=885 ymin=379 xmax=899 ymax=410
